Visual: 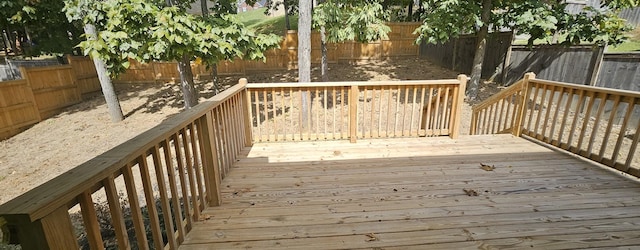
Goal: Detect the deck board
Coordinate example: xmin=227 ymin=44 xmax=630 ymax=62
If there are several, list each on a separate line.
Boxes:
xmin=179 ymin=135 xmax=640 ymax=249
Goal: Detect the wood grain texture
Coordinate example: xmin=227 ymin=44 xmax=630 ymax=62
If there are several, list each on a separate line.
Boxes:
xmin=179 ymin=134 xmax=640 ymax=249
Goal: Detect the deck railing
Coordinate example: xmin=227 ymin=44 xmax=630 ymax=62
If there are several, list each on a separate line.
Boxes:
xmin=472 ymin=73 xmax=640 ymax=177
xmin=247 ymin=75 xmax=467 ymax=143
xmin=0 ymin=77 xmax=467 ymax=249
xmin=0 ymin=82 xmax=251 ymax=249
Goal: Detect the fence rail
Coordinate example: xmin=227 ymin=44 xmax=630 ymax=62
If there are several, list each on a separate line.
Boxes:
xmin=0 ymin=77 xmax=466 ymax=249
xmin=472 ymin=73 xmax=640 ymax=177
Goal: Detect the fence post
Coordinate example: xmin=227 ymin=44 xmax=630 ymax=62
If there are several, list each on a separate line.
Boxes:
xmin=239 ymin=79 xmax=253 ymax=146
xmin=450 ymin=74 xmax=468 ymax=139
xmin=2 ymin=207 xmax=80 ymax=249
xmin=349 ymin=85 xmax=358 ymax=143
xmin=513 ymin=72 xmax=535 ymax=137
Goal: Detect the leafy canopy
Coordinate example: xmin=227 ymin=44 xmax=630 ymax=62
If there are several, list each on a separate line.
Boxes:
xmin=1 ymin=0 xmax=83 ymax=56
xmin=64 ymin=0 xmax=281 ymax=77
xmin=312 ymin=0 xmax=391 ymax=43
xmin=415 ymin=0 xmax=639 ymax=46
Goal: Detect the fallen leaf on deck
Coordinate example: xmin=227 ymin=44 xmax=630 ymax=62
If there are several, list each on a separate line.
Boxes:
xmin=480 ymin=163 xmax=495 ymax=171
xmin=463 ymin=188 xmax=479 ymax=196
xmin=365 ymin=233 xmax=379 ymax=242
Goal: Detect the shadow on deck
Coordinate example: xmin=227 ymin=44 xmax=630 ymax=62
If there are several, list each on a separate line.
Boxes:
xmin=180 ymin=134 xmax=640 ymax=249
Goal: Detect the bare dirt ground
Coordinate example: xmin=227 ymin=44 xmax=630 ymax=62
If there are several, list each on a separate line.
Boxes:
xmin=0 ymin=58 xmax=501 ymax=204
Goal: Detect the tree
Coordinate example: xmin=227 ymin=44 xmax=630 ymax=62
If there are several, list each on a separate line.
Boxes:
xmin=66 ymin=0 xmax=280 ymax=109
xmin=298 ymin=0 xmax=312 ymax=127
xmin=415 ymin=0 xmax=638 ymax=101
xmin=312 ymin=0 xmax=391 ymax=81
xmin=64 ymin=0 xmax=125 ymax=122
xmin=1 ymin=0 xmax=83 ymax=57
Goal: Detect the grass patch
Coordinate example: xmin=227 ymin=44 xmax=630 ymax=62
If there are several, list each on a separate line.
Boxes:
xmin=607 ymin=27 xmax=640 ymax=52
xmin=234 ymin=9 xmax=297 ymax=36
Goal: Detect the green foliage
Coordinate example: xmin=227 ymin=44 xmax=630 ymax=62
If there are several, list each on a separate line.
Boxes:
xmin=1 ymin=0 xmax=83 ymax=56
xmin=63 ymin=0 xmax=281 ymax=77
xmin=415 ymin=0 xmax=638 ymax=47
xmin=312 ymin=0 xmax=391 ymax=43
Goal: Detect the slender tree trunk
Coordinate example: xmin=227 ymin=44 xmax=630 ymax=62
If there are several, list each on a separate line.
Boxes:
xmin=211 ymin=64 xmax=221 ymax=94
xmin=178 ymin=55 xmax=199 ymax=109
xmin=299 ymin=0 xmax=312 ymax=129
xmin=407 ymin=1 xmax=413 ymax=21
xmin=284 ymin=0 xmax=291 ymax=30
xmin=320 ymin=26 xmax=328 ymax=82
xmin=201 ymin=0 xmax=209 ymax=15
xmin=5 ymin=26 xmax=18 ymax=54
xmin=468 ymin=0 xmax=492 ymax=101
xmin=83 ymin=23 xmax=124 ymax=122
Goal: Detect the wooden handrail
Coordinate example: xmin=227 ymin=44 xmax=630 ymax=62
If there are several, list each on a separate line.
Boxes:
xmin=0 ymin=82 xmax=249 ymax=249
xmin=0 ymin=78 xmax=468 ymax=249
xmin=471 ymin=72 xmax=640 ymax=177
xmin=246 ymin=77 xmax=467 ymax=143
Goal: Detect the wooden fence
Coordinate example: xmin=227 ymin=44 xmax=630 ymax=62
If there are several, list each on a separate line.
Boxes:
xmin=0 ymin=57 xmax=101 ymax=139
xmin=0 ymin=77 xmax=467 ymax=249
xmin=472 ymin=73 xmax=640 ymax=177
xmin=0 ymin=79 xmax=41 ymax=139
xmin=419 ymin=32 xmax=513 ymax=79
xmin=116 ymin=23 xmax=422 ymax=81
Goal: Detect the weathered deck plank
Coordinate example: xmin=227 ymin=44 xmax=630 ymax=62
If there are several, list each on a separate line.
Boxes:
xmin=179 ymin=135 xmax=640 ymax=249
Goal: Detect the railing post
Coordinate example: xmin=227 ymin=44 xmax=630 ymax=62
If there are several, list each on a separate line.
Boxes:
xmin=199 ymin=112 xmax=222 ymax=207
xmin=349 ymin=85 xmax=359 ymax=143
xmin=239 ymin=78 xmax=253 ymax=146
xmin=450 ymin=74 xmax=467 ymax=139
xmin=2 ymin=207 xmax=79 ymax=250
xmin=513 ymin=72 xmax=535 ymax=137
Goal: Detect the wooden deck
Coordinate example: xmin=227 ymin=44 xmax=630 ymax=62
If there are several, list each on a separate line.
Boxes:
xmin=179 ymin=134 xmax=640 ymax=249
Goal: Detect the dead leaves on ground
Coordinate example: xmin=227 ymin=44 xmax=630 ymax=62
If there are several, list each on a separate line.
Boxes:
xmin=480 ymin=163 xmax=496 ymax=171
xmin=463 ymin=188 xmax=479 ymax=196
xmin=365 ymin=233 xmax=379 ymax=242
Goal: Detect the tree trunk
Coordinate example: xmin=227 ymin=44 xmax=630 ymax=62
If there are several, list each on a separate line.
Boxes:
xmin=5 ymin=26 xmax=18 ymax=54
xmin=178 ymin=55 xmax=199 ymax=109
xmin=201 ymin=0 xmax=209 ymax=16
xmin=407 ymin=1 xmax=413 ymax=21
xmin=468 ymin=0 xmax=492 ymax=101
xmin=211 ymin=63 xmax=221 ymax=94
xmin=299 ymin=0 xmax=312 ymax=128
xmin=320 ymin=26 xmax=328 ymax=82
xmin=83 ymin=23 xmax=124 ymax=122
xmin=284 ymin=0 xmax=291 ymax=30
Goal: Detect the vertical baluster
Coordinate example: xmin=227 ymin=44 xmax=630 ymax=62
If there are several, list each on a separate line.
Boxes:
xmin=611 ymin=99 xmax=635 ymax=165
xmin=332 ymin=86 xmax=337 ymax=139
xmin=324 ymin=87 xmax=328 ymax=140
xmin=138 ymin=154 xmax=165 ymax=250
xmin=557 ymin=89 xmax=576 ymax=147
xmin=540 ymin=85 xmax=557 ymax=141
xmin=598 ymin=95 xmax=622 ymax=160
xmin=532 ymin=83 xmax=549 ymax=137
xmin=548 ymin=87 xmax=565 ymax=144
xmin=171 ymin=135 xmax=193 ymax=230
xmin=161 ymin=139 xmax=186 ymax=243
xmin=122 ymin=163 xmax=149 ymax=249
xmin=587 ymin=92 xmax=609 ymax=155
xmin=576 ymin=91 xmax=597 ymax=153
xmin=370 ymin=86 xmax=376 ymax=138
xmin=254 ymin=90 xmax=261 ymax=142
xmin=78 ymin=191 xmax=104 ymax=249
xmin=151 ymin=145 xmax=178 ymax=249
xmin=104 ymin=174 xmax=131 ymax=249
xmin=566 ymin=89 xmax=586 ymax=150
xmin=181 ymin=129 xmax=201 ymax=220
